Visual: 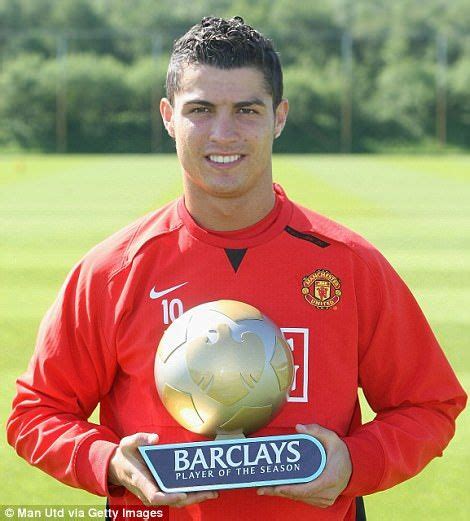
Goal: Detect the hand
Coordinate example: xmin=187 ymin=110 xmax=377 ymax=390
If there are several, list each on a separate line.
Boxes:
xmin=257 ymin=424 xmax=352 ymax=508
xmin=108 ymin=432 xmax=218 ymax=507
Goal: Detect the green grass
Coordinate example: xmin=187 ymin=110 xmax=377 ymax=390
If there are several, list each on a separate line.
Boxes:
xmin=1 ymin=154 xmax=469 ymax=518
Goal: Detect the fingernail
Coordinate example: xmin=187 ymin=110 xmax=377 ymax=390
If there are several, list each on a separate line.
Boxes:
xmin=257 ymin=490 xmax=264 ymax=495
xmin=296 ymin=424 xmax=306 ymax=431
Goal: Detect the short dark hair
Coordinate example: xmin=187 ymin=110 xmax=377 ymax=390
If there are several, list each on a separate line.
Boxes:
xmin=166 ymin=16 xmax=283 ymax=108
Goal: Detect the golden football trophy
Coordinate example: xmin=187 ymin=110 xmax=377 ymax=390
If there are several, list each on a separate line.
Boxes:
xmin=155 ymin=300 xmax=294 ymax=438
xmin=139 ymin=300 xmax=326 ymax=493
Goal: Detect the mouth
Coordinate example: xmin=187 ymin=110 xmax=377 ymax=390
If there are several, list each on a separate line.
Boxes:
xmin=205 ymin=154 xmax=245 ymax=168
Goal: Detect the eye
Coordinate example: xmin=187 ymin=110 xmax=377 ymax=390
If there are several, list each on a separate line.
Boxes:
xmin=238 ymin=107 xmax=258 ymax=114
xmin=190 ymin=107 xmax=209 ymax=114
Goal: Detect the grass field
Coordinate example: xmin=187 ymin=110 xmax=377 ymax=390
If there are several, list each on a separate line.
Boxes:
xmin=1 ymin=154 xmax=469 ymax=519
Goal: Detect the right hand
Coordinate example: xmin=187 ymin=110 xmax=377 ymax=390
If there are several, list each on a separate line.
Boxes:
xmin=108 ymin=432 xmax=218 ymax=507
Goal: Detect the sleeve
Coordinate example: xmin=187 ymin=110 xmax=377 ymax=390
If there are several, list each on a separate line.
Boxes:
xmin=341 ymin=247 xmax=467 ymax=497
xmin=6 ymin=259 xmax=122 ymax=497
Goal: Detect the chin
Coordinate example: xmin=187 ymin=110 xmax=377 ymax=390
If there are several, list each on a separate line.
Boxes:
xmin=205 ymin=183 xmax=246 ymax=198
xmin=198 ymin=174 xmax=248 ymax=198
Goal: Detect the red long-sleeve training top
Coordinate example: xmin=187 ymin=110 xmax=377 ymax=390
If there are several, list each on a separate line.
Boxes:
xmin=8 ymin=184 xmax=466 ymax=520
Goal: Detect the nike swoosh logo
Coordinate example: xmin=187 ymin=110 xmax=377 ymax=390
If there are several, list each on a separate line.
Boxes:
xmin=149 ymin=282 xmax=188 ymax=299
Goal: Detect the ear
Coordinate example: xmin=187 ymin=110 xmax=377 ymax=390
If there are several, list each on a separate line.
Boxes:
xmin=274 ymin=99 xmax=289 ymax=139
xmin=160 ymin=97 xmax=175 ymax=138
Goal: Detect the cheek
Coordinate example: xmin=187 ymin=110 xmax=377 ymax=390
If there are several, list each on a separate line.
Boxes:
xmin=240 ymin=117 xmax=274 ymax=139
xmin=245 ymin=126 xmax=274 ymax=156
xmin=175 ymin=123 xmax=196 ymax=156
xmin=179 ymin=120 xmax=207 ymax=151
xmin=175 ymin=123 xmax=210 ymax=173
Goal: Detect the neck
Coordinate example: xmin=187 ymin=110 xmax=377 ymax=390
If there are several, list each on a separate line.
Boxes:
xmin=183 ymin=178 xmax=276 ymax=232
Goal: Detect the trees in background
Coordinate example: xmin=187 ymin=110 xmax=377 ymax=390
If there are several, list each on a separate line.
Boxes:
xmin=0 ymin=0 xmax=468 ymax=152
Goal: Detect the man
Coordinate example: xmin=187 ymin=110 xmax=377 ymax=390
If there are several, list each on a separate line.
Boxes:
xmin=7 ymin=16 xmax=466 ymax=521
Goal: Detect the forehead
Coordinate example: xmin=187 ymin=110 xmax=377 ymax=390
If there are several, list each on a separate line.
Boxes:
xmin=175 ymin=65 xmax=271 ymax=105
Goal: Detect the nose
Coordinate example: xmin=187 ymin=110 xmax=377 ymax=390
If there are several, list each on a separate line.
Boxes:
xmin=209 ymin=112 xmax=239 ymax=145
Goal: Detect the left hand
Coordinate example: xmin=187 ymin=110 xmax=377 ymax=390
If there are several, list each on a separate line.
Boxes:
xmin=257 ymin=423 xmax=352 ymax=508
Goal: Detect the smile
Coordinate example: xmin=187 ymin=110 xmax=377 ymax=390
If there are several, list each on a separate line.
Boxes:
xmin=206 ymin=154 xmax=244 ymax=166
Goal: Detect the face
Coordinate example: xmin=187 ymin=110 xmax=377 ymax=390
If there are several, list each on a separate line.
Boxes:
xmin=160 ymin=65 xmax=288 ymax=199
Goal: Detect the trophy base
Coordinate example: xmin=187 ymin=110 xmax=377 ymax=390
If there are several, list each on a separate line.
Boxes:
xmin=214 ymin=429 xmax=246 ymax=440
xmin=139 ymin=434 xmax=326 ymax=493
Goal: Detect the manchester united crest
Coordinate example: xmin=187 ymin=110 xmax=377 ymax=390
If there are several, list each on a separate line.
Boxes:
xmin=301 ymin=269 xmax=342 ymax=310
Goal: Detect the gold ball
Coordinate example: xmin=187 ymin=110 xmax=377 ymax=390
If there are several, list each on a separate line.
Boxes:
xmin=155 ymin=300 xmax=294 ymax=437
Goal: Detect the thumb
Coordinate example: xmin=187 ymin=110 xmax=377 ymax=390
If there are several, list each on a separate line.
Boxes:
xmin=296 ymin=423 xmax=335 ymax=446
xmin=121 ymin=432 xmax=159 ymax=450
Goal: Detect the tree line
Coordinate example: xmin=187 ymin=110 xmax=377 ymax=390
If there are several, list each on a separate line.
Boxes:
xmin=0 ymin=0 xmax=468 ymax=153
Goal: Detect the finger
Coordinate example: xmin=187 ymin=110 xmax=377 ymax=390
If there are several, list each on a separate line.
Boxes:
xmin=121 ymin=432 xmax=160 ymax=450
xmin=130 ymin=472 xmax=169 ymax=505
xmin=147 ymin=490 xmax=188 ymax=506
xmin=276 ymin=482 xmax=331 ymax=499
xmin=261 ymin=485 xmax=335 ymax=507
xmin=276 ymin=470 xmax=340 ymax=496
xmin=257 ymin=486 xmax=277 ymax=496
xmin=296 ymin=423 xmax=336 ymax=446
xmin=300 ymin=497 xmax=336 ymax=509
xmin=296 ymin=423 xmax=341 ymax=457
xmin=276 ymin=484 xmax=315 ymax=498
xmin=273 ymin=484 xmax=314 ymax=499
xmin=258 ymin=487 xmax=308 ymax=501
xmin=174 ymin=491 xmax=218 ymax=507
xmin=258 ymin=479 xmax=328 ymax=499
xmin=128 ymin=470 xmax=183 ymax=506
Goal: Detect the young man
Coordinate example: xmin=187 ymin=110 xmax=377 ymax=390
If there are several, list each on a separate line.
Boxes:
xmin=8 ymin=16 xmax=466 ymax=521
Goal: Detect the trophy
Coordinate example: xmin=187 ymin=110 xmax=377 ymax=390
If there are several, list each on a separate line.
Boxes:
xmin=139 ymin=300 xmax=326 ymax=492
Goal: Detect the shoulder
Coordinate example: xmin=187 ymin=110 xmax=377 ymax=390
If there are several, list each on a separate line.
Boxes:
xmin=288 ymin=201 xmax=411 ymax=318
xmin=78 ymin=199 xmax=183 ymax=284
xmin=288 ymin=200 xmax=390 ymax=277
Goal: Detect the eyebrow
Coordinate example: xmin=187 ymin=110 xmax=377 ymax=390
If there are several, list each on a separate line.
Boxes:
xmin=183 ymin=98 xmax=266 ymax=108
